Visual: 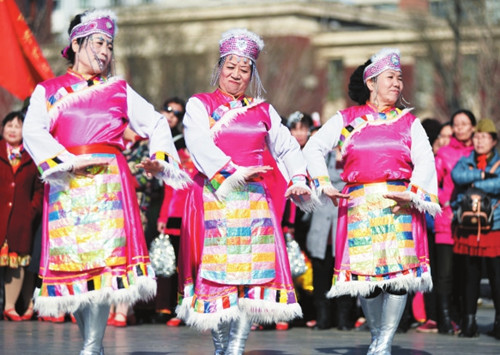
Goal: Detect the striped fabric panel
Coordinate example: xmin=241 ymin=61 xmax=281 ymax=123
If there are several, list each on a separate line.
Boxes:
xmin=334 ymin=260 xmax=429 ymax=284
xmin=209 ymin=97 xmax=254 ymax=128
xmin=150 ymin=151 xmax=180 ymax=169
xmin=183 ymin=282 xmax=298 ymax=316
xmin=46 ymin=77 xmax=105 ymax=110
xmin=408 ymin=183 xmax=439 ymax=204
xmin=38 ymin=261 xmax=154 ymax=297
xmin=38 ymin=155 xmax=65 ymax=174
xmin=47 ymin=154 xmax=127 ymax=272
xmin=200 ymin=182 xmax=276 ymax=284
xmin=346 ymin=181 xmax=418 ymax=276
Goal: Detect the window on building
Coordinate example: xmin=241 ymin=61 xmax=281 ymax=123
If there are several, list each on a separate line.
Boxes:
xmin=414 ymin=58 xmax=434 ymax=110
xmin=328 ymin=59 xmax=343 ymax=101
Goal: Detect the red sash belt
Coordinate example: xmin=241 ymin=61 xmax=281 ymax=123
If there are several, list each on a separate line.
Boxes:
xmin=67 ymin=143 xmax=122 ymax=155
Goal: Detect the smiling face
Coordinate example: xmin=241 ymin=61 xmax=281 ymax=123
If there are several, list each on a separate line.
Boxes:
xmin=3 ymin=117 xmax=23 ymax=147
xmin=72 ymin=34 xmax=113 ymax=77
xmin=367 ymin=69 xmax=403 ymax=111
xmin=218 ymin=55 xmax=252 ymax=98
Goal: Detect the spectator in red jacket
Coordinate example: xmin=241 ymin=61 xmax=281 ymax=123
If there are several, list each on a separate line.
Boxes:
xmin=0 ymin=111 xmax=43 ymax=321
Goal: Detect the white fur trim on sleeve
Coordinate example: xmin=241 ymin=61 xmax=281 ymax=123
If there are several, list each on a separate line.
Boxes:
xmin=214 ymin=166 xmax=249 ymax=200
xmin=155 ymin=160 xmax=193 ymax=190
xmin=287 ymin=182 xmax=320 ymax=213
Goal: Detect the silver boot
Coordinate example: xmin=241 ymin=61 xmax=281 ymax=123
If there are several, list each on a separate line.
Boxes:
xmin=74 ymin=303 xmax=111 ymax=355
xmin=211 ymin=321 xmax=230 ymax=355
xmin=226 ymin=313 xmax=252 ymax=355
xmin=359 ymin=292 xmax=384 ymax=355
xmin=374 ymin=293 xmax=408 ymax=355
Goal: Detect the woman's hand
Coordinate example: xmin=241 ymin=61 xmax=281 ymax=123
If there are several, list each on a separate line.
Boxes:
xmin=285 ymin=184 xmax=311 ymax=199
xmin=72 ymin=158 xmax=111 ymax=177
xmin=242 ymin=165 xmax=273 ymax=181
xmin=136 ymin=158 xmax=163 ymax=178
xmin=323 ymin=185 xmax=350 ymax=206
xmin=384 ymin=192 xmax=412 ymax=213
xmin=157 ymin=221 xmax=166 ymax=233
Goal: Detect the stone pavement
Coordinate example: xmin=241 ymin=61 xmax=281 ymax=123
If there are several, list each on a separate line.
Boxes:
xmin=0 ymin=306 xmax=498 ymax=355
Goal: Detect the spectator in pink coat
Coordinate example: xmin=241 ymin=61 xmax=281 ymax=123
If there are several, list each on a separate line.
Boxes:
xmin=433 ymin=109 xmax=476 ymax=334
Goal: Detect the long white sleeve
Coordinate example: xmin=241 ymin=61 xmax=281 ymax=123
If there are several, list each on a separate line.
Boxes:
xmin=23 ymin=85 xmax=75 ymax=166
xmin=183 ymin=97 xmax=231 ymax=179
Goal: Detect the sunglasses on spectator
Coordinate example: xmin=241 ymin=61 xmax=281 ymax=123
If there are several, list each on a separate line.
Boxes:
xmin=163 ymin=106 xmax=184 ymax=118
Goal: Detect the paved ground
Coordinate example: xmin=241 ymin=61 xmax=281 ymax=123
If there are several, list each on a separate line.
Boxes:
xmin=0 ymin=305 xmax=498 ymax=355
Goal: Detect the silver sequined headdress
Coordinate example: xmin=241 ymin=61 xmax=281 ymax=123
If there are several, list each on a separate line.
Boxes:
xmin=210 ymin=28 xmax=266 ymax=98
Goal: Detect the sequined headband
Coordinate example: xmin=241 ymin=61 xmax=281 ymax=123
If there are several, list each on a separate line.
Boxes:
xmin=62 ymin=10 xmax=117 ymax=59
xmin=219 ymin=29 xmax=264 ymax=62
xmin=363 ymin=48 xmax=401 ymax=83
xmin=69 ymin=16 xmax=116 ymax=42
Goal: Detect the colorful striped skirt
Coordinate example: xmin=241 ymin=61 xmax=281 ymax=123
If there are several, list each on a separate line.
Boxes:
xmin=328 ymin=181 xmax=432 ymax=298
xmin=34 ymin=144 xmax=156 ymax=316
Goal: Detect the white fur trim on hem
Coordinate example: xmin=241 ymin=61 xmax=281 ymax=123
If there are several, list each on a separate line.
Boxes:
xmin=176 ymin=297 xmax=302 ymax=331
xmin=239 ymin=298 xmax=302 ymax=324
xmin=33 ymin=276 xmax=156 ymax=317
xmin=156 ymin=160 xmax=193 ymax=190
xmin=327 ymin=272 xmax=433 ymax=298
xmin=176 ymin=297 xmax=240 ymax=331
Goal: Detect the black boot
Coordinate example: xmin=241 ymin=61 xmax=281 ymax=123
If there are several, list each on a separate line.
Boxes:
xmin=336 ymin=295 xmax=354 ymax=331
xmin=315 ymin=299 xmax=332 ymax=330
xmin=459 ymin=314 xmax=479 ymax=338
xmin=438 ymin=297 xmax=455 ymax=334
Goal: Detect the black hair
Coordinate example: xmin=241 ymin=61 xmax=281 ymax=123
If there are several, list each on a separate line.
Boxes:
xmin=450 ymin=109 xmax=477 ymax=127
xmin=63 ymin=13 xmax=86 ymax=65
xmin=2 ymin=111 xmax=25 ymax=127
xmin=162 ymin=96 xmax=186 ymax=115
xmin=421 ymin=118 xmax=442 ymax=147
xmin=348 ymin=59 xmax=372 ymax=105
xmin=288 ymin=112 xmax=314 ymax=130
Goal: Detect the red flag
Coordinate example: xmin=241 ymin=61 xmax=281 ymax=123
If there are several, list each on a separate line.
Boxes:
xmin=0 ymin=0 xmax=54 ymax=100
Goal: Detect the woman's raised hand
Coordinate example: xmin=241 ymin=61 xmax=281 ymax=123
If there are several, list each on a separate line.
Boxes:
xmin=242 ymin=165 xmax=273 ymax=181
xmin=285 ymin=184 xmax=312 ymax=199
xmin=384 ymin=192 xmax=412 ymax=213
xmin=323 ymin=185 xmax=350 ymax=206
xmin=136 ymin=158 xmax=163 ymax=178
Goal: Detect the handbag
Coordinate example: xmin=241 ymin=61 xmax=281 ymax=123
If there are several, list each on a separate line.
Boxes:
xmin=456 ymin=161 xmax=500 ymax=232
xmin=149 ymin=233 xmax=176 ymax=277
xmin=285 ymin=233 xmax=307 ymax=278
xmin=457 ymin=187 xmax=493 ymax=231
xmin=456 ymin=187 xmax=500 ymax=242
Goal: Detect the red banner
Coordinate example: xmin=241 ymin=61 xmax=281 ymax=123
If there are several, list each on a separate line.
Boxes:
xmin=0 ymin=0 xmax=54 ymax=100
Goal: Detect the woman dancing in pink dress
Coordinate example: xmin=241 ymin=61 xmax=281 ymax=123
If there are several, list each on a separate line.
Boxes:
xmin=176 ymin=29 xmax=313 ymax=354
xmin=23 ymin=9 xmax=191 ymax=355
